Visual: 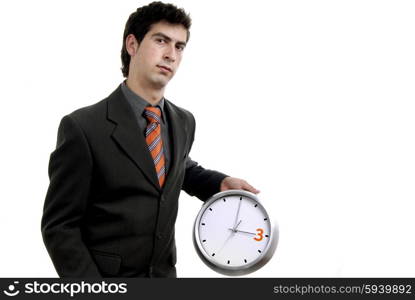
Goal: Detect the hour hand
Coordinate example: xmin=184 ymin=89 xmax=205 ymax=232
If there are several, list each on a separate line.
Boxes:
xmin=230 ymin=220 xmax=241 ymax=232
xmin=233 ymin=199 xmax=242 ymax=230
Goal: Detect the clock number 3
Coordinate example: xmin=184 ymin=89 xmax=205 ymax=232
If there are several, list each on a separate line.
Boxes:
xmin=254 ymin=228 xmax=264 ymax=241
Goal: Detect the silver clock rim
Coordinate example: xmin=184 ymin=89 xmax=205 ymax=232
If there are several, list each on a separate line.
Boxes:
xmin=192 ymin=189 xmax=279 ymax=276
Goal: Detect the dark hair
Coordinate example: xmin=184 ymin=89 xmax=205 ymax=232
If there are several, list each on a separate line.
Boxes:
xmin=121 ymin=1 xmax=192 ymax=77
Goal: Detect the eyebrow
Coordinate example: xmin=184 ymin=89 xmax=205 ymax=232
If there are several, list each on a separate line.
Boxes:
xmin=151 ymin=32 xmax=187 ymax=48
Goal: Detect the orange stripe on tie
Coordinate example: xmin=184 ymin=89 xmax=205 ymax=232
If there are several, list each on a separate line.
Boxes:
xmin=144 ymin=106 xmax=165 ymax=188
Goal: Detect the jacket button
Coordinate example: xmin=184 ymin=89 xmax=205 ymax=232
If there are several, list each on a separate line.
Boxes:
xmin=157 ymin=234 xmax=162 ymax=240
xmin=160 ymin=196 xmax=166 ymax=207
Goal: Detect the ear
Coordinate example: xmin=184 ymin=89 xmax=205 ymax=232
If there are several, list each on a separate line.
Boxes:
xmin=125 ymin=34 xmax=139 ymax=56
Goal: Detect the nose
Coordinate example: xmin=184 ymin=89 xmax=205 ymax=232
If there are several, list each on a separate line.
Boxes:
xmin=163 ymin=45 xmax=177 ymax=62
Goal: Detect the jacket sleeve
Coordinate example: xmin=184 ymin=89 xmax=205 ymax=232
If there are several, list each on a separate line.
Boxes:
xmin=181 ymin=113 xmax=229 ymax=201
xmin=41 ymin=115 xmax=101 ymax=277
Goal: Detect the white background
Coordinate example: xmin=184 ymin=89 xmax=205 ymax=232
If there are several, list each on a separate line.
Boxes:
xmin=0 ymin=0 xmax=414 ymax=277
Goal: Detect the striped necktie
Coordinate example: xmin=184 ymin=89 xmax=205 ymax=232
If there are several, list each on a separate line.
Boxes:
xmin=144 ymin=106 xmax=165 ymax=187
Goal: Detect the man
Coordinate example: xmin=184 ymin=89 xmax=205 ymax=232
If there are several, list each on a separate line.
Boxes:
xmin=41 ymin=1 xmax=258 ymax=278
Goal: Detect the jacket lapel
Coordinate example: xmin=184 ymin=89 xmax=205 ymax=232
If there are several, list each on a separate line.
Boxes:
xmin=163 ymin=100 xmax=188 ymax=192
xmin=106 ymin=86 xmax=160 ymax=191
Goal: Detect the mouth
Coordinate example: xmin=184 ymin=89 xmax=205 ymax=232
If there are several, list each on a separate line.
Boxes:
xmin=157 ymin=65 xmax=172 ymax=73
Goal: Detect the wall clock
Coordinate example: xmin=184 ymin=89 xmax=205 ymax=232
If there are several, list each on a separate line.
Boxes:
xmin=193 ymin=190 xmax=278 ymax=276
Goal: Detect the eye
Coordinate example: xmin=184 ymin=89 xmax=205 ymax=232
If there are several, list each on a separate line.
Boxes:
xmin=156 ymin=38 xmax=166 ymax=44
xmin=176 ymin=45 xmax=185 ymax=51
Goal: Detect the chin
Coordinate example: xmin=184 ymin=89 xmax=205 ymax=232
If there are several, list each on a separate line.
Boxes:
xmin=152 ymin=75 xmax=171 ymax=88
xmin=151 ymin=79 xmax=169 ymax=89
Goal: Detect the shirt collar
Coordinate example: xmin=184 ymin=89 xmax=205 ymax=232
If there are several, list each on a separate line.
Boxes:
xmin=121 ymin=80 xmax=166 ymax=123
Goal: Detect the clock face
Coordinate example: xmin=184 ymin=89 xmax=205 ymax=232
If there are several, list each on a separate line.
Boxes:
xmin=193 ymin=190 xmax=277 ymax=275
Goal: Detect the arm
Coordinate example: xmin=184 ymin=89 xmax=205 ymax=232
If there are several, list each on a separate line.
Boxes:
xmin=182 ymin=157 xmax=228 ymax=201
xmin=41 ymin=115 xmax=101 ymax=277
xmin=181 ymin=112 xmax=259 ymax=201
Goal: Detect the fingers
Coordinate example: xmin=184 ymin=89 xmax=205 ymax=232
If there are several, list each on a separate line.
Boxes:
xmin=220 ymin=177 xmax=260 ymax=194
xmin=241 ymin=180 xmax=260 ymax=194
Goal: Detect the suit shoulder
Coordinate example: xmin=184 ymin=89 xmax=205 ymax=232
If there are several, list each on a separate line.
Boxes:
xmin=64 ymin=85 xmax=123 ymax=132
xmin=68 ymin=97 xmax=107 ymax=123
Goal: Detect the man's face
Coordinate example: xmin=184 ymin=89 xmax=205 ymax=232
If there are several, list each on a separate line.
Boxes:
xmin=128 ymin=21 xmax=188 ymax=89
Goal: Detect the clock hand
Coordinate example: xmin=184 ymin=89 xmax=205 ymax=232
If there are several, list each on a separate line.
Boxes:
xmin=230 ymin=220 xmax=242 ymax=233
xmin=228 ymin=228 xmax=256 ymax=235
xmin=234 ymin=220 xmax=242 ymax=231
xmin=236 ymin=229 xmax=257 ymax=235
xmin=217 ymin=221 xmax=241 ymax=255
xmin=233 ymin=198 xmax=242 ymax=230
xmin=217 ymin=230 xmax=235 ymax=255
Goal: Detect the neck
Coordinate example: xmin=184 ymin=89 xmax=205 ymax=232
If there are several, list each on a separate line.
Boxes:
xmin=126 ymin=77 xmax=164 ymax=105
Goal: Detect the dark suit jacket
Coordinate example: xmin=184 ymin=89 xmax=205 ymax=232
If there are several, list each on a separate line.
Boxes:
xmin=41 ymin=85 xmax=227 ymax=277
